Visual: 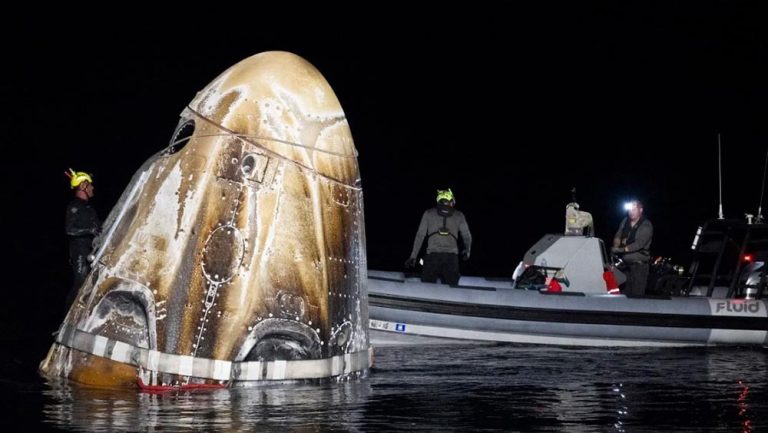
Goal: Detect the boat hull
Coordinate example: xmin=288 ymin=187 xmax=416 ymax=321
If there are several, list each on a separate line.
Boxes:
xmin=367 ymin=271 xmax=768 ymax=347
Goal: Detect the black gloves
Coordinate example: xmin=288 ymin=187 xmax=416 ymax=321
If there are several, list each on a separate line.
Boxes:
xmin=460 ymin=250 xmax=470 ymax=261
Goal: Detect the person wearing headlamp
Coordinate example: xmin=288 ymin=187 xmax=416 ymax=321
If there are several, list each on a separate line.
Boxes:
xmin=612 ymin=199 xmax=653 ymax=295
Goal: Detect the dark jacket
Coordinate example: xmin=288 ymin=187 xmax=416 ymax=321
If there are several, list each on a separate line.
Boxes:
xmin=65 ymin=197 xmax=101 ymax=258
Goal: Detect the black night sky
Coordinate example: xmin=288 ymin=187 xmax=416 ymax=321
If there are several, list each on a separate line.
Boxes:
xmin=2 ymin=4 xmax=767 ymax=332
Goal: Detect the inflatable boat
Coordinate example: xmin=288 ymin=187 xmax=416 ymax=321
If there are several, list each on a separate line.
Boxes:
xmin=368 ymin=216 xmax=768 ymax=347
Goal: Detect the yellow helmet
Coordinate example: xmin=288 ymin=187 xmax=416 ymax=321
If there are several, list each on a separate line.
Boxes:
xmin=436 ymin=188 xmax=455 ymax=203
xmin=66 ymin=168 xmax=93 ymax=189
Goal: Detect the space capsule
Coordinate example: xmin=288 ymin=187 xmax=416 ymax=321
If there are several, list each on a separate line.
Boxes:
xmin=40 ymin=51 xmax=372 ymax=388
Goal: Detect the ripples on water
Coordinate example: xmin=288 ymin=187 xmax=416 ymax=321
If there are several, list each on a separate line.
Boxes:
xmin=4 ymin=343 xmax=767 ymax=432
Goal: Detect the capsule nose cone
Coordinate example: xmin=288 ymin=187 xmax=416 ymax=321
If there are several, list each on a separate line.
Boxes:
xmin=188 ymin=51 xmax=358 ymax=185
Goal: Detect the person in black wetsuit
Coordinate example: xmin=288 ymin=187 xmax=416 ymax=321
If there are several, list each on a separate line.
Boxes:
xmin=405 ymin=188 xmax=472 ymax=285
xmin=64 ymin=168 xmax=101 ymax=311
xmin=611 ymin=199 xmax=653 ymax=296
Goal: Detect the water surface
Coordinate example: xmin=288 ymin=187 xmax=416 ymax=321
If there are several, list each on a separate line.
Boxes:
xmin=5 ymin=340 xmax=766 ymax=432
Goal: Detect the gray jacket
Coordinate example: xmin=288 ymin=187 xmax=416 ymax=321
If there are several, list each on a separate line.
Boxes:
xmin=410 ymin=207 xmax=472 ymax=258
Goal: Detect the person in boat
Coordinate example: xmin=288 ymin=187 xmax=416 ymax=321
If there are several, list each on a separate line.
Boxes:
xmin=611 ymin=199 xmax=653 ymax=296
xmin=64 ymin=168 xmax=101 ymax=311
xmin=405 ymin=188 xmax=472 ymax=285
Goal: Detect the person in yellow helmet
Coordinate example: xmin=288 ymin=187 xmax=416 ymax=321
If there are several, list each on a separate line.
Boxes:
xmin=64 ymin=168 xmax=101 ymax=310
xmin=405 ymin=188 xmax=472 ymax=285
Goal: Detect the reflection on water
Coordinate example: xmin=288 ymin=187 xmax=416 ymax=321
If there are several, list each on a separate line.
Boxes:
xmin=43 ymin=378 xmax=372 ymax=432
xmin=612 ymin=382 xmax=628 ymax=433
xmin=738 ymin=380 xmax=752 ymax=433
xmin=21 ymin=345 xmax=768 ymax=432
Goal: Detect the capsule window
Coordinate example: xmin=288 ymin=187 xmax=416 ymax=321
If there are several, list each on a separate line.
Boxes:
xmin=164 ymin=119 xmax=196 ymax=155
xmin=241 ymin=153 xmax=270 ymax=183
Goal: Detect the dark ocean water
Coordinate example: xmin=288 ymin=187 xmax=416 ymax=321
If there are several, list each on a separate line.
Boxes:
xmin=3 ymin=339 xmax=766 ymax=432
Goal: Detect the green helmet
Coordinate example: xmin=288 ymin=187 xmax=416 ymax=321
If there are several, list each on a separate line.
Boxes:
xmin=66 ymin=168 xmax=93 ymax=189
xmin=436 ymin=188 xmax=454 ymax=203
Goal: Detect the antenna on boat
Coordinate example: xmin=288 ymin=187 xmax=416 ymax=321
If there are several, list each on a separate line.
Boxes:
xmin=756 ymin=149 xmax=768 ymax=224
xmin=717 ymin=133 xmax=724 ymax=220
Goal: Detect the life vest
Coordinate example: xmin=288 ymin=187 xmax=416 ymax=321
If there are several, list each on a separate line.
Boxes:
xmin=428 ymin=208 xmax=458 ymax=241
xmin=619 ymin=216 xmax=649 ymax=254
